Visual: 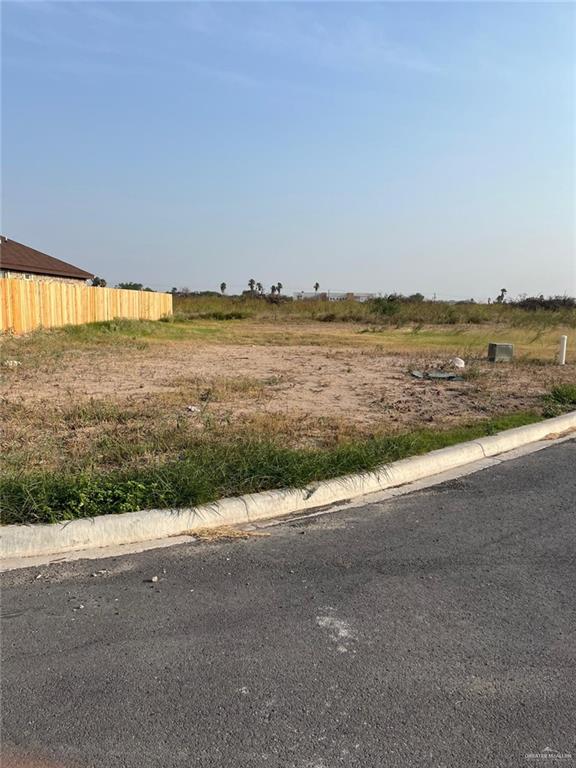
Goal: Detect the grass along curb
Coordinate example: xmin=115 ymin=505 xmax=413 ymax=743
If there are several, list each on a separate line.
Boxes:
xmin=0 ymin=413 xmax=545 ymax=526
xmin=1 ymin=411 xmax=575 ymax=561
xmin=3 ymin=386 xmax=575 ymax=527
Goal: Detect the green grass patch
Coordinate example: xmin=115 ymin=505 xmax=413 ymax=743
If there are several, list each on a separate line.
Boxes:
xmin=170 ymin=310 xmax=253 ymax=321
xmin=542 ymin=383 xmax=576 ymax=417
xmin=0 ymin=319 xmax=193 ymax=364
xmin=0 ymin=412 xmax=542 ymax=525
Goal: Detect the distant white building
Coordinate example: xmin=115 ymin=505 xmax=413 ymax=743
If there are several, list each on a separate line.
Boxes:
xmin=293 ymin=291 xmax=377 ymax=303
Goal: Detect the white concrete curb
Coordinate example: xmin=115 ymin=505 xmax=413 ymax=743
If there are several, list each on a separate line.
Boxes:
xmin=2 ymin=412 xmax=575 ymax=561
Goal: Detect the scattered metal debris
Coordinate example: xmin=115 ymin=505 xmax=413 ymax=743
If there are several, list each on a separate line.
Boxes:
xmin=411 ymin=370 xmax=464 ymax=382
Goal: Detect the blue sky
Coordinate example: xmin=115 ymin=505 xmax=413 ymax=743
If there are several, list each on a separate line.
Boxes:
xmin=2 ymin=1 xmax=574 ymax=298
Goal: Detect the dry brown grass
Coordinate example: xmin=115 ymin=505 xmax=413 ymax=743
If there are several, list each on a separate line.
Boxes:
xmin=183 ymin=525 xmax=270 ymax=541
xmin=2 ymin=339 xmax=574 ymax=478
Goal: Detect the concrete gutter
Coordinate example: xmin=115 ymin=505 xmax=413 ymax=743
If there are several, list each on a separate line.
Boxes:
xmin=2 ymin=411 xmax=575 ymax=562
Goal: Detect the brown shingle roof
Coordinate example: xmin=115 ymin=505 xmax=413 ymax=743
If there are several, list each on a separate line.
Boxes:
xmin=0 ymin=236 xmax=94 ymax=280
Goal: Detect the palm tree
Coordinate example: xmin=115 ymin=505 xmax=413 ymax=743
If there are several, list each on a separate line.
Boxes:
xmin=256 ymin=282 xmax=263 ymax=295
xmin=496 ymin=288 xmax=508 ymax=304
xmin=270 ymin=285 xmax=277 ymax=295
xmin=276 ymin=282 xmax=283 ymax=296
xmin=248 ymin=278 xmax=256 ymax=295
xmin=313 ymin=282 xmax=320 ymax=293
xmin=220 ymin=282 xmax=227 ymax=295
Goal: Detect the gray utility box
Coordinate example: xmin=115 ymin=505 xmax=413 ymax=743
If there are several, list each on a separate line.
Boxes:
xmin=488 ymin=343 xmax=514 ymax=362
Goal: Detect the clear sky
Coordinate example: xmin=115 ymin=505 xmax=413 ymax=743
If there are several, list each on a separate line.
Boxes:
xmin=2 ymin=1 xmax=574 ymax=299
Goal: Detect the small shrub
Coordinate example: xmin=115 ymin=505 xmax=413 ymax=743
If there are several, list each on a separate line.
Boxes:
xmin=462 ymin=364 xmax=483 ymax=381
xmin=549 ymin=384 xmax=576 ymax=405
xmin=542 ymin=384 xmax=576 ymax=417
xmin=369 ymin=298 xmax=400 ymax=317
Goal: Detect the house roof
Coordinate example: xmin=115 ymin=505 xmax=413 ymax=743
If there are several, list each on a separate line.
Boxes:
xmin=0 ymin=236 xmax=94 ymax=280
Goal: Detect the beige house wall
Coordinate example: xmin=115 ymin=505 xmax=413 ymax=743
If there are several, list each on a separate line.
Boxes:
xmin=0 ymin=270 xmax=88 ymax=285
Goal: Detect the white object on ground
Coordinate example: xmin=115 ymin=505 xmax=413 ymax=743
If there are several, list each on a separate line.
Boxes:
xmin=559 ymin=335 xmax=567 ymax=365
xmin=450 ymin=357 xmax=465 ymax=369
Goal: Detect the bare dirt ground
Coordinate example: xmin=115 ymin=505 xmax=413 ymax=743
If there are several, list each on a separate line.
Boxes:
xmin=3 ymin=340 xmax=574 ymax=430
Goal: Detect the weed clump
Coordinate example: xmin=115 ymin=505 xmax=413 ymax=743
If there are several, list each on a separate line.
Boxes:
xmin=543 ymin=384 xmax=576 ymax=417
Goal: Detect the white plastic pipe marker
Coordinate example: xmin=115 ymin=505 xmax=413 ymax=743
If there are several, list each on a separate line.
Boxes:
xmin=559 ymin=335 xmax=567 ymax=365
xmin=1 ymin=411 xmax=575 ymax=561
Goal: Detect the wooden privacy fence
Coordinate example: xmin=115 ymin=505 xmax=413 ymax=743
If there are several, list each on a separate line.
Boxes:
xmin=0 ymin=278 xmax=173 ymax=334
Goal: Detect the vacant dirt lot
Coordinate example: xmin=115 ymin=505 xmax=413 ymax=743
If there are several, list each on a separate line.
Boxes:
xmin=2 ymin=320 xmax=574 ymax=516
xmin=3 ymin=315 xmax=574 ymax=522
xmin=3 ymin=338 xmax=574 ymax=431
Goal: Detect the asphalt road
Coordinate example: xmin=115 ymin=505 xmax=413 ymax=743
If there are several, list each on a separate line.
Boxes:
xmin=2 ymin=440 xmax=575 ymax=768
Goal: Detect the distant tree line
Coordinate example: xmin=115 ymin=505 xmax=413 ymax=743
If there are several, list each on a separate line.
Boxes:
xmin=245 ymin=279 xmax=285 ymax=297
xmin=91 ymin=278 xmax=159 ymax=291
xmin=116 ymin=282 xmax=155 ymax=292
xmin=510 ymin=295 xmax=576 ymax=311
xmin=94 ymin=278 xmax=575 ymax=311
